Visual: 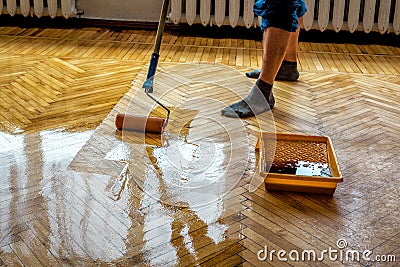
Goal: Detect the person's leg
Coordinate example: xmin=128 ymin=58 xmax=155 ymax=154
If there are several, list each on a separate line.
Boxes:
xmin=283 ymin=17 xmax=302 ymax=62
xmin=221 ymin=27 xmax=290 ymax=118
xmin=245 ymin=17 xmax=302 ymax=80
xmin=259 ymin=27 xmax=291 ymax=85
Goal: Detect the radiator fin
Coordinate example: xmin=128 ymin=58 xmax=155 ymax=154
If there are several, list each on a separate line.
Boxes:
xmin=1 ymin=0 xmax=77 ymax=18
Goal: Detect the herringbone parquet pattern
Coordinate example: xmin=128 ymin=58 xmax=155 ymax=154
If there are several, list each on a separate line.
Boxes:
xmin=0 ymin=26 xmax=399 ymax=266
xmin=1 ymin=54 xmax=141 ymax=133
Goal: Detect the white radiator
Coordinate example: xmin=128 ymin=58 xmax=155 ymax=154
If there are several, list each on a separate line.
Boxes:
xmin=1 ymin=0 xmax=77 ymax=19
xmin=170 ymin=0 xmax=400 ymax=34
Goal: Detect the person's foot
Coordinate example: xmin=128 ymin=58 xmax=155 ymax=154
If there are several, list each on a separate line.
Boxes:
xmin=245 ymin=69 xmax=262 ymax=79
xmin=221 ymin=79 xmax=275 ymax=118
xmin=245 ymin=60 xmax=300 ymax=81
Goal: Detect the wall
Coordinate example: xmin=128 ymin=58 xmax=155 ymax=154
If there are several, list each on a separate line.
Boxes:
xmin=77 ymin=0 xmax=163 ymax=22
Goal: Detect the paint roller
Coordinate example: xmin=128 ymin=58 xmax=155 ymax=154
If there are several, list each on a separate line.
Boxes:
xmin=115 ymin=0 xmax=171 ymax=134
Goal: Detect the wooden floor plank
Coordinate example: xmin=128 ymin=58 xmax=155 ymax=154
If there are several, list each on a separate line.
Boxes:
xmin=0 ymin=245 xmax=24 ymax=267
xmin=9 ymin=240 xmax=44 ymax=267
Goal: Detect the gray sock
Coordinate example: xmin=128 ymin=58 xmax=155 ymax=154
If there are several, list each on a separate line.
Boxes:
xmin=221 ymin=79 xmax=275 ymax=118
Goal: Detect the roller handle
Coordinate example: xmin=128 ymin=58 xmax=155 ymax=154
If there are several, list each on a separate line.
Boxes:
xmin=143 ymin=0 xmax=170 ymax=93
xmin=153 ymin=0 xmax=170 ymax=54
xmin=143 ymin=53 xmax=159 ymax=93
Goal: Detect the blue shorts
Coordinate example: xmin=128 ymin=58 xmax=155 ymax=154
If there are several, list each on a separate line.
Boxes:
xmin=254 ymin=0 xmax=307 ymax=32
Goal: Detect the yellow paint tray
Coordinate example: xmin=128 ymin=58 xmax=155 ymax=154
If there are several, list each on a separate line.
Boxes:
xmin=256 ymin=133 xmax=343 ymax=194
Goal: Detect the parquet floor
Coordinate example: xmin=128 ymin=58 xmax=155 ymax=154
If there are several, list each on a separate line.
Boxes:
xmin=0 ymin=26 xmax=399 ymax=266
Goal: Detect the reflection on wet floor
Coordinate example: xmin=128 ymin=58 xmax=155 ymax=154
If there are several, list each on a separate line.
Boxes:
xmin=0 ymin=128 xmax=143 ymax=264
xmin=0 ymin=128 xmax=109 ymax=264
xmin=99 ymin=102 xmax=250 ymax=264
xmin=0 ymin=87 xmax=251 ymax=265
